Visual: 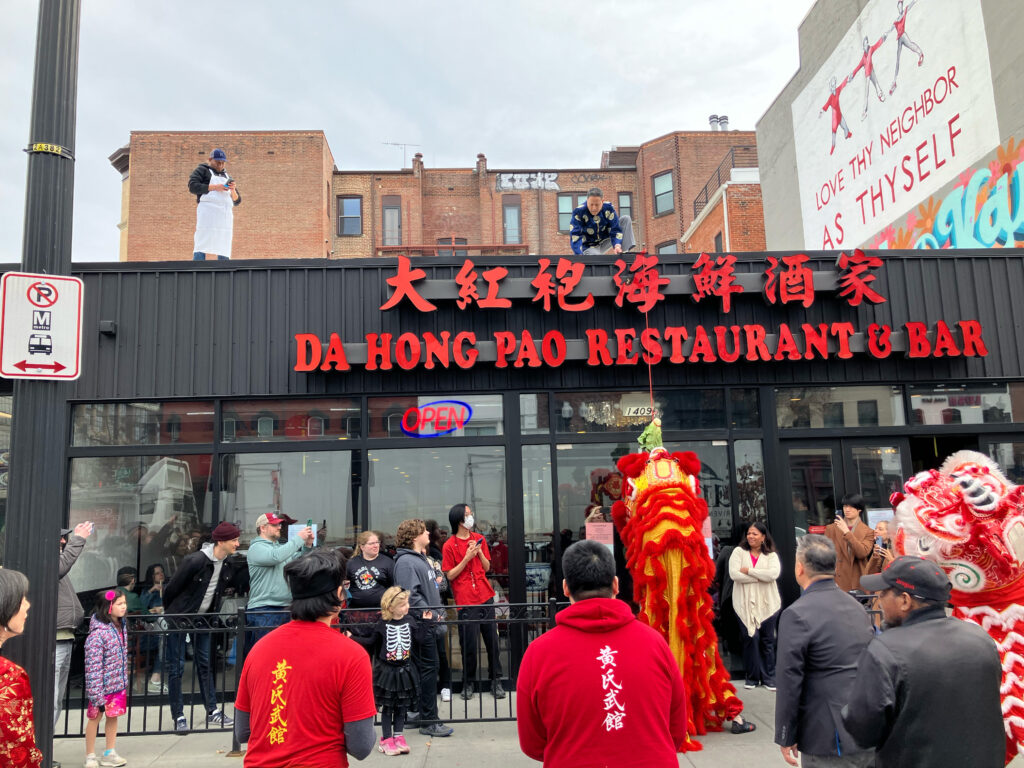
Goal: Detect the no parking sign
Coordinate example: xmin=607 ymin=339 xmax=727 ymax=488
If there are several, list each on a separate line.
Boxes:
xmin=0 ymin=272 xmax=84 ymax=380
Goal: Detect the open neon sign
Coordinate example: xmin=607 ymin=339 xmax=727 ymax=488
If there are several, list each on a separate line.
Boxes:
xmin=400 ymin=400 xmax=473 ymax=438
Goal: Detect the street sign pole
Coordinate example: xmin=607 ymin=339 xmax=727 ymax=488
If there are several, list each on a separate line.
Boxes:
xmin=3 ymin=1 xmax=81 ymax=764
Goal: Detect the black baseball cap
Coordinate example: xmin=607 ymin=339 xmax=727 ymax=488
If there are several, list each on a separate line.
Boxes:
xmin=860 ymin=555 xmax=952 ymax=602
xmin=60 ymin=528 xmax=73 ymax=537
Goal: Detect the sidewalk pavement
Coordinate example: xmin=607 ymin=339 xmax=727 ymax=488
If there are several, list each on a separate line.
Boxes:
xmin=52 ymin=686 xmax=1023 ymax=768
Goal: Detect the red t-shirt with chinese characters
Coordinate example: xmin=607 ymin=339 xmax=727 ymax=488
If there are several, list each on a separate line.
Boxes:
xmin=234 ymin=620 xmax=376 ymax=768
xmin=442 ymin=534 xmax=496 ymax=606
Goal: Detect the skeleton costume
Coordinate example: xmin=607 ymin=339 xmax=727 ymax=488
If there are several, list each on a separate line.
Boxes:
xmin=353 ymin=614 xmax=422 ymax=710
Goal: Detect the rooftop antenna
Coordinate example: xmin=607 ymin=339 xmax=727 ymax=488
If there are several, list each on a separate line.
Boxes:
xmin=381 ymin=141 xmax=421 ymax=168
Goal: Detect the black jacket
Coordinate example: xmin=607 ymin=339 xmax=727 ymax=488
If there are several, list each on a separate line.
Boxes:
xmin=842 ymin=604 xmax=1004 ymax=768
xmin=162 ymin=545 xmax=247 ymax=618
xmin=774 ymin=579 xmax=874 ymax=756
xmin=188 ymin=163 xmax=242 ymax=206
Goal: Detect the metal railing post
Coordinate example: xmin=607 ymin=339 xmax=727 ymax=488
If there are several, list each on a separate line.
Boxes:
xmin=229 ymin=607 xmax=246 ymax=756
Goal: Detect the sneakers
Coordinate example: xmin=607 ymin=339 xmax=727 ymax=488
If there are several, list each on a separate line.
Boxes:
xmin=393 ymin=734 xmax=411 ymax=754
xmin=460 ymin=682 xmax=474 ymax=700
xmin=765 ymin=683 xmax=777 ymax=692
xmin=440 ymin=687 xmax=452 ymax=702
xmin=174 ymin=716 xmax=189 ymax=734
xmin=491 ymin=679 xmax=506 ymax=699
xmin=377 ymin=737 xmax=401 ymax=756
xmin=84 ymin=758 xmax=99 ymax=768
xmin=147 ymin=680 xmax=165 ymax=693
xmin=98 ymin=751 xmax=127 ymax=767
xmin=207 ymin=709 xmax=234 ymax=726
xmin=731 ymin=718 xmax=757 ymax=734
xmin=419 ymin=722 xmax=454 ymax=737
xmin=743 ymin=681 xmax=757 ymax=689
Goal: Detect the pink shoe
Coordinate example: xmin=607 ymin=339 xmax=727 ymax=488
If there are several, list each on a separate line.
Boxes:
xmin=378 ymin=737 xmax=401 ymax=756
xmin=393 ymin=734 xmax=410 ymax=754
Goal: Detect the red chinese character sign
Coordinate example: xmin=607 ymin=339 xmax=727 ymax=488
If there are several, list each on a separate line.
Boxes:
xmin=380 ymin=255 xmax=437 ymax=312
xmin=455 ymin=260 xmax=512 ymax=310
xmin=531 ymin=258 xmax=594 ymax=312
xmin=764 ymin=253 xmax=815 ymax=308
xmin=612 ymin=253 xmax=669 ymax=313
xmin=836 ymin=248 xmax=886 ymax=306
xmin=691 ymin=253 xmax=743 ymax=313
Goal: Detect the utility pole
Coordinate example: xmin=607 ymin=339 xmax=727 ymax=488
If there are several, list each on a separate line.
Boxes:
xmin=4 ymin=1 xmax=81 ymax=764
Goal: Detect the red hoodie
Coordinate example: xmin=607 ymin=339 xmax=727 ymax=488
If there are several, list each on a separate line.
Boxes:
xmin=517 ymin=597 xmax=688 ymax=768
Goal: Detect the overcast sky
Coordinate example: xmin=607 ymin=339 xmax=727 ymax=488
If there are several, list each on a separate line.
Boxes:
xmin=0 ymin=1 xmax=813 ymax=263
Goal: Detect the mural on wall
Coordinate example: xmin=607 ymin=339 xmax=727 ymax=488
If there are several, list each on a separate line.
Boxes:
xmin=791 ymin=0 xmax=1001 ymax=250
xmin=868 ymin=135 xmax=1024 ymax=249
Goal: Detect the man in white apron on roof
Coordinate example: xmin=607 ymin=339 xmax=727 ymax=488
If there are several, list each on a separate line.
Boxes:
xmin=188 ymin=148 xmax=241 ymax=260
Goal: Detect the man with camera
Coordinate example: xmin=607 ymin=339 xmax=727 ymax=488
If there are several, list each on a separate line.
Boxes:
xmin=775 ymin=535 xmax=875 ymax=767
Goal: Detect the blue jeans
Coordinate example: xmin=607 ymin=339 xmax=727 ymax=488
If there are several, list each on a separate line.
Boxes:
xmin=192 ymin=252 xmax=229 ymax=260
xmin=245 ymin=609 xmax=289 ymax=657
xmin=165 ymin=630 xmax=217 ymax=719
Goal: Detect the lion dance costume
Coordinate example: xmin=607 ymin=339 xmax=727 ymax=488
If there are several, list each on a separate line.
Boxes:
xmin=610 ymin=447 xmax=743 ymax=750
xmin=891 ymin=450 xmax=1024 ymax=763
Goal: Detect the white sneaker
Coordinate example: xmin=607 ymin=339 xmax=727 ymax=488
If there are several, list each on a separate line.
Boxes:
xmin=441 ymin=687 xmax=452 ymax=702
xmin=99 ymin=751 xmax=126 ymax=767
xmin=84 ymin=757 xmax=99 ymax=768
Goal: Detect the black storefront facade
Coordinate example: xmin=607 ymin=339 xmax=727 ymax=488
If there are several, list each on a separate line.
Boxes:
xmin=6 ymin=248 xmax=1024 ymax=612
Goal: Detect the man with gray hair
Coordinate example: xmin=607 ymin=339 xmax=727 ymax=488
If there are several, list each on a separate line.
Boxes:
xmin=775 ymin=534 xmax=875 ymax=767
xmin=569 ymin=188 xmax=636 ymax=255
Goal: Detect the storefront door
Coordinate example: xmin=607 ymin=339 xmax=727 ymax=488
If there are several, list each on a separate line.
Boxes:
xmin=785 ymin=439 xmax=910 ymax=542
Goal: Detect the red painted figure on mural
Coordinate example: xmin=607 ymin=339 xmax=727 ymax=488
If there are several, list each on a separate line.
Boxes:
xmin=820 ymin=75 xmax=853 ymax=156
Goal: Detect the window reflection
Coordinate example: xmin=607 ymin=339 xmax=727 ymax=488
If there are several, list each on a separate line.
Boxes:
xmin=72 ymin=402 xmax=214 ymax=446
xmin=556 ymin=390 xmax=726 ymax=433
xmin=910 ymin=383 xmax=1024 ymax=425
xmin=522 ymin=445 xmax=554 ymax=601
xmin=776 ymin=386 xmax=904 ymax=428
xmin=221 ymin=399 xmax=359 ymax=442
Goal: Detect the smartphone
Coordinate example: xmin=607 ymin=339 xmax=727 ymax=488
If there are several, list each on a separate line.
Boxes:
xmin=874 ymin=536 xmax=883 ymax=548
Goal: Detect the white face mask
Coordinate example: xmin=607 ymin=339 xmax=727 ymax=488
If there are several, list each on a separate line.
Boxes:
xmin=464 ymin=515 xmax=475 ymax=530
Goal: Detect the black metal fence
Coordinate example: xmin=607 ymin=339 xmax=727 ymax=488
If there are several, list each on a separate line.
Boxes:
xmin=55 ymin=601 xmax=561 ymax=739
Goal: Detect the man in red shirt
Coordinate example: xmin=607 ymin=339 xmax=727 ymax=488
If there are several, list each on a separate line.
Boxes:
xmin=234 ymin=550 xmax=376 ymax=768
xmin=517 ymin=540 xmax=688 ymax=768
xmin=442 ymin=503 xmax=505 ymax=699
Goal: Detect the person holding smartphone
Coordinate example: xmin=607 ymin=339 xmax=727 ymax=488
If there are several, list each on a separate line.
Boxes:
xmin=868 ymin=520 xmax=896 ymax=574
xmin=442 ymin=503 xmax=505 ymax=700
xmin=824 ymin=494 xmax=876 ymax=592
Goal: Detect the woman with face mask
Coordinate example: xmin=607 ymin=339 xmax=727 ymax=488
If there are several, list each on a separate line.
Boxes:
xmin=0 ymin=568 xmax=43 ymax=767
xmin=441 ymin=503 xmax=505 ymax=700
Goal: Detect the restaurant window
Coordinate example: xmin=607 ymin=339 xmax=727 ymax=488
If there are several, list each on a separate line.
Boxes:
xmin=520 ymin=393 xmax=550 ymax=435
xmin=909 ymin=383 xmax=1024 ymax=425
xmin=729 ymin=388 xmax=760 ymax=429
xmin=557 ymin=193 xmax=587 ymax=232
xmin=368 ymin=395 xmax=503 ymax=438
xmin=503 ymin=195 xmax=522 ymax=244
xmin=656 ymin=240 xmax=677 ymax=255
xmin=618 ymin=193 xmax=632 ymax=221
xmin=336 ymin=196 xmax=362 ymax=236
xmin=775 ymin=386 xmax=905 ymax=429
xmin=556 ymin=389 xmax=726 ymax=434
xmin=221 ymin=399 xmax=359 ymax=442
xmin=989 ymin=442 xmax=1024 ymax=485
xmin=714 ymin=232 xmax=724 ymax=253
xmin=220 ymin=450 xmax=358 ymax=551
xmin=653 ymin=171 xmax=674 ymax=216
xmin=73 ymin=402 xmax=215 ymax=446
xmin=67 ymin=454 xmax=213 ymax=591
xmin=382 ymin=196 xmax=402 ymax=246
xmin=436 ymin=237 xmax=468 ymax=257
xmin=368 ymin=446 xmax=508 ymax=589
xmin=522 ymin=444 xmax=555 ymax=602
xmin=734 ymin=439 xmax=766 ymax=529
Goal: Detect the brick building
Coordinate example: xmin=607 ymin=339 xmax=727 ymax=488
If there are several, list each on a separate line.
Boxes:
xmin=681 ymin=146 xmax=765 ymax=254
xmin=109 ymin=126 xmax=763 ymax=262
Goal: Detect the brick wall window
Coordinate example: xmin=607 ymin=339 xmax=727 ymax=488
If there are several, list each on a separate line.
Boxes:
xmin=714 ymin=232 xmax=723 ymax=253
xmin=618 ymin=193 xmax=632 ymax=220
xmin=557 ymin=193 xmax=588 ymax=232
xmin=336 ymin=196 xmax=362 ymax=236
xmin=382 ymin=196 xmax=402 ymax=246
xmin=656 ymin=240 xmax=677 ymax=254
xmin=503 ymin=195 xmax=522 ymax=244
xmin=437 ymin=237 xmax=468 ymax=257
xmin=653 ymin=171 xmax=674 ymax=216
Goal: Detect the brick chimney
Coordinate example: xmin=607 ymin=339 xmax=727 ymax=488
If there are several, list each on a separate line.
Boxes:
xmin=412 ymin=152 xmax=424 ymax=177
xmin=476 ymin=153 xmax=487 ymax=174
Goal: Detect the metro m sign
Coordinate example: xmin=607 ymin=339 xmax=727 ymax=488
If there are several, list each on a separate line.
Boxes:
xmin=0 ymin=272 xmax=84 ymax=380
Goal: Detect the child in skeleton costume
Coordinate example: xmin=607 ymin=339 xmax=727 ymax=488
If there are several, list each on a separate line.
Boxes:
xmin=352 ymin=586 xmax=423 ymax=756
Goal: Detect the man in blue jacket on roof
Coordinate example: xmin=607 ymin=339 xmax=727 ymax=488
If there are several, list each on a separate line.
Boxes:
xmin=569 ymin=187 xmax=637 ymax=255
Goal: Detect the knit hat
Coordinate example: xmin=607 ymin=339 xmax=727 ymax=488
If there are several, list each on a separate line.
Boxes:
xmin=211 ymin=521 xmax=241 ymax=542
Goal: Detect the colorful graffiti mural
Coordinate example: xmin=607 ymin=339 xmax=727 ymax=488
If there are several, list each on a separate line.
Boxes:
xmin=870 ymin=136 xmax=1024 ymax=248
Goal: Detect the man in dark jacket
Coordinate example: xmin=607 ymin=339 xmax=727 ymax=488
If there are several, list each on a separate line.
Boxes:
xmin=55 ymin=522 xmax=93 ymax=730
xmin=842 ymin=556 xmax=1004 ymax=768
xmin=517 ymin=540 xmax=688 ymax=767
xmin=393 ymin=518 xmax=453 ymax=738
xmin=569 ymin=188 xmax=636 ymax=255
xmin=162 ymin=521 xmax=244 ymax=734
xmin=775 ymin=534 xmax=874 ymax=767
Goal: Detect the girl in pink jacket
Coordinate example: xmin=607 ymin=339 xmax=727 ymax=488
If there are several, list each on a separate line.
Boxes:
xmin=83 ymin=588 xmax=129 ymax=768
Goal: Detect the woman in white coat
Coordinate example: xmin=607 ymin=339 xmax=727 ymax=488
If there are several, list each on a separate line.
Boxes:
xmin=728 ymin=522 xmax=781 ymax=690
